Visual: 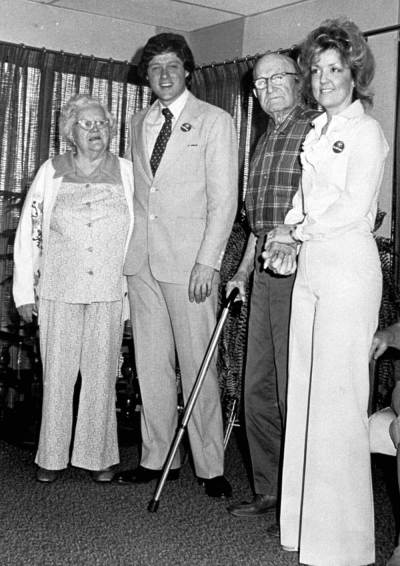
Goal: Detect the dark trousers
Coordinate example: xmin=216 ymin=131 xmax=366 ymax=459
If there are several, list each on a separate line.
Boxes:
xmin=244 ymin=254 xmax=295 ymax=497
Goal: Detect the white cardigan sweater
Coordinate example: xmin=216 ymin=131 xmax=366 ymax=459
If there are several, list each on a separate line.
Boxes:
xmin=13 ymin=155 xmax=134 ymax=320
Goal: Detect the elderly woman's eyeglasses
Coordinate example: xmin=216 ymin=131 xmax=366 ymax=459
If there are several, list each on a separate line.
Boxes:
xmin=75 ymin=119 xmax=110 ymax=131
xmin=253 ymin=72 xmax=297 ymax=90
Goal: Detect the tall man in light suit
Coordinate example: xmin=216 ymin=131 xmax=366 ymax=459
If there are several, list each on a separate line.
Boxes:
xmin=114 ymin=33 xmax=238 ymax=497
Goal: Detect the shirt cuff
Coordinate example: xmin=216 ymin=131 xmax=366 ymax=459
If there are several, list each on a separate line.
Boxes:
xmin=291 ymin=224 xmax=309 ymax=242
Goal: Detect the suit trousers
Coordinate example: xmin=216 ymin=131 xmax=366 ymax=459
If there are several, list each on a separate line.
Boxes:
xmin=244 ymin=255 xmax=295 ymax=497
xmin=127 ymin=262 xmax=224 ymax=479
xmin=35 ymin=299 xmax=122 ymax=471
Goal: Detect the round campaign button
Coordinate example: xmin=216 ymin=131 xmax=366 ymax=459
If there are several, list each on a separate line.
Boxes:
xmin=332 ymin=140 xmax=345 ymax=153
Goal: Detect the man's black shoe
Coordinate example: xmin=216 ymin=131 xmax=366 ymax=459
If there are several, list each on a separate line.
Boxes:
xmin=227 ymin=494 xmax=277 ymax=517
xmin=114 ymin=465 xmax=180 ymax=484
xmin=198 ymin=475 xmax=232 ymax=498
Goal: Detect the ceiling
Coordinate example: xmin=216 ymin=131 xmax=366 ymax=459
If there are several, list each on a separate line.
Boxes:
xmin=29 ymin=0 xmax=309 ymax=32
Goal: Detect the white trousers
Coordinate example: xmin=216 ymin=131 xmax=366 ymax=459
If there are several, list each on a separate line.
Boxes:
xmin=280 ymin=232 xmax=382 ymax=566
xmin=35 ymin=300 xmax=123 ymax=471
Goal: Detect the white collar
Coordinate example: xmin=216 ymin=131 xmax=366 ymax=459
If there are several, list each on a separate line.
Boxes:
xmin=311 ymin=99 xmax=365 ymax=134
xmin=158 ymin=88 xmax=189 ymax=120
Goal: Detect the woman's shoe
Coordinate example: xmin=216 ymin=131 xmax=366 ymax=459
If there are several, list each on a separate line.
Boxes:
xmin=281 ymin=546 xmax=298 ymax=553
xmin=91 ymin=468 xmax=114 ymax=482
xmin=36 ymin=467 xmax=59 ymax=483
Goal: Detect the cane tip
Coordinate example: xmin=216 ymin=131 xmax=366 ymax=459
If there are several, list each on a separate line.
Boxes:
xmin=147 ymin=499 xmax=159 ymax=513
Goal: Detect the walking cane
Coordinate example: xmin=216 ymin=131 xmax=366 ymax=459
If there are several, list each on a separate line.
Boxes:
xmin=148 ymin=287 xmax=241 ymax=512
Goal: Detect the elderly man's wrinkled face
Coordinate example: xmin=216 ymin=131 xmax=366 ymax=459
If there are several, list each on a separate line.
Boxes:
xmin=72 ymin=104 xmax=110 ymax=156
xmin=253 ymin=54 xmax=300 ymax=124
xmin=147 ymin=52 xmax=189 ymax=106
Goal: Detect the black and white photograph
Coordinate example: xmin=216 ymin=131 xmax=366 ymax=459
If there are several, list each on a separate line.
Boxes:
xmin=0 ymin=1 xmax=399 ymax=565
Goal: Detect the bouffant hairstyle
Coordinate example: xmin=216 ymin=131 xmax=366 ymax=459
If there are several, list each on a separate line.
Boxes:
xmin=298 ymin=18 xmax=375 ymax=107
xmin=59 ymin=94 xmax=117 ymax=144
xmin=138 ymin=33 xmax=195 ymax=85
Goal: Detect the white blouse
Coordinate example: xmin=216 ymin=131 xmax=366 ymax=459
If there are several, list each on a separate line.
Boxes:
xmin=285 ymin=100 xmax=389 ymax=241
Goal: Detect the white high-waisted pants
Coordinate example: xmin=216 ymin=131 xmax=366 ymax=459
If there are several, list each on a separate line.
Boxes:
xmin=280 ymin=230 xmax=382 ymax=566
xmin=35 ymin=300 xmax=123 ymax=471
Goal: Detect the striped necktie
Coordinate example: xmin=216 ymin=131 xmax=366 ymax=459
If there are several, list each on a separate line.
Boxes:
xmin=150 ymin=107 xmax=173 ymax=175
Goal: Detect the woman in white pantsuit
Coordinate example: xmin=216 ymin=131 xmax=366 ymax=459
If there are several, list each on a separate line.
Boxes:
xmin=13 ymin=94 xmax=134 ymax=483
xmin=264 ymin=18 xmax=389 ymax=566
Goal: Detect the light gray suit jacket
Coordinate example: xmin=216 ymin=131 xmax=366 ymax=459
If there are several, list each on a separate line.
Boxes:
xmin=124 ymin=91 xmax=238 ymax=284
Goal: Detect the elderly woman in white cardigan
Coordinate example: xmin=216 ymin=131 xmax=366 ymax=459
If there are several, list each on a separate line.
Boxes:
xmin=13 ymin=94 xmax=134 ymax=483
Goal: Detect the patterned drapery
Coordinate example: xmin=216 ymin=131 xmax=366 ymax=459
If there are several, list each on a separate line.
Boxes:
xmin=0 ymin=41 xmax=396 ymax=418
xmin=192 ymin=58 xmax=267 ymax=209
xmin=0 ymin=45 xmax=42 ymax=331
xmin=191 ymin=58 xmax=265 ymax=417
xmin=0 ymin=43 xmax=263 ymax=418
xmin=0 ymin=43 xmax=151 ymax=332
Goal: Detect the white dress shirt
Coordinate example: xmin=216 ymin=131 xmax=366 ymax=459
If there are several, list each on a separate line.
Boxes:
xmin=285 ymin=100 xmax=389 ymax=241
xmin=146 ymin=89 xmax=189 ymax=157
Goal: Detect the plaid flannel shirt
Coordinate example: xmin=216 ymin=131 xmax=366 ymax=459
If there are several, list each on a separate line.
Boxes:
xmin=245 ymin=104 xmax=319 ymax=236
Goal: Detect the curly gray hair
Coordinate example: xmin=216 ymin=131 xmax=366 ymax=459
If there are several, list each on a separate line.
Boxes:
xmin=59 ymin=94 xmax=117 ymax=144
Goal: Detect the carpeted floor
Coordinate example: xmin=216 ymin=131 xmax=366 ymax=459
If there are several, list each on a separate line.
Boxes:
xmin=0 ymin=429 xmax=398 ymax=566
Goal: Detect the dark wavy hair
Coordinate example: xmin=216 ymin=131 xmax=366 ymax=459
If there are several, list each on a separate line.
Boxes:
xmin=138 ymin=33 xmax=195 ymax=85
xmin=298 ymin=18 xmax=375 ymax=107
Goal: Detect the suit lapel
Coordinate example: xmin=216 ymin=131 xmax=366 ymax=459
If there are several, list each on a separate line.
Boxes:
xmin=153 ymin=93 xmax=203 ymax=179
xmin=135 ymin=104 xmax=154 ymax=181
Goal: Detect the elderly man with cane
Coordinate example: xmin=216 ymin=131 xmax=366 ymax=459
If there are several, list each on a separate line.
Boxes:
xmin=226 ymin=51 xmax=318 ymax=519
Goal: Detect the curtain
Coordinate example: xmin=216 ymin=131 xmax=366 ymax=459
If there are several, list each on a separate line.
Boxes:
xmin=0 ymin=43 xmax=151 ymax=334
xmin=393 ymin=40 xmax=400 ymax=284
xmin=0 ymin=45 xmax=42 ymax=331
xmin=0 ymin=42 xmax=264 ymax=419
xmin=192 ymin=57 xmax=267 ymax=419
xmin=192 ymin=57 xmax=267 ymax=209
xmin=44 ymin=53 xmax=151 ymax=159
xmin=1 ymin=40 xmax=394 ymax=417
xmin=371 ymin=37 xmax=400 ymax=410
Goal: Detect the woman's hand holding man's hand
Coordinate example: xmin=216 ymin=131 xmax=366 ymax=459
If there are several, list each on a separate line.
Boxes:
xmin=262 ymin=225 xmax=299 ymax=276
xmin=262 ymin=242 xmax=297 ymax=276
